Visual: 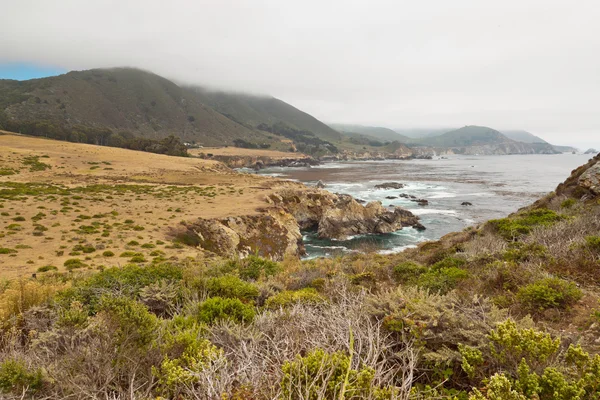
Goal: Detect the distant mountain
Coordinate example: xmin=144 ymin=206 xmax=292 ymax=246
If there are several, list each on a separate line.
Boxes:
xmin=553 ymin=145 xmax=579 ymax=153
xmin=502 ymin=130 xmax=548 ymax=144
xmin=412 ymin=125 xmax=559 ymax=155
xmin=418 ymin=126 xmax=510 ymax=147
xmin=328 ymin=123 xmax=410 ymax=143
xmin=393 ymin=128 xmax=456 ymax=139
xmin=585 ymin=148 xmax=598 ymax=155
xmin=0 ymin=68 xmax=341 ymax=153
xmin=191 ymin=89 xmax=341 ymax=143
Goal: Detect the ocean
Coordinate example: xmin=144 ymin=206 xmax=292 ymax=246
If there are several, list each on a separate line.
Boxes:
xmin=255 ymin=153 xmax=592 ymax=258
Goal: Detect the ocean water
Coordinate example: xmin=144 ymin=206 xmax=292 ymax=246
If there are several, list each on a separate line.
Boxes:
xmin=255 ymin=154 xmax=593 ymax=258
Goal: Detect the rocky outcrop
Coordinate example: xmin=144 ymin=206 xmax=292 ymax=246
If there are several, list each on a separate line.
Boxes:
xmin=175 ymin=186 xmax=425 ymax=259
xmin=197 ymin=153 xmax=319 ymax=169
xmin=578 ymin=164 xmax=600 ymax=196
xmin=270 ymin=188 xmax=425 ymax=240
xmin=553 ymin=153 xmax=600 ymax=201
xmin=375 ymin=182 xmax=404 ymax=190
xmin=171 ymin=209 xmax=302 ymax=260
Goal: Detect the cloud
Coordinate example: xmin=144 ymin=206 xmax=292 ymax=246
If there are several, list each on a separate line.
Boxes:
xmin=1 ymin=0 xmax=599 ymax=147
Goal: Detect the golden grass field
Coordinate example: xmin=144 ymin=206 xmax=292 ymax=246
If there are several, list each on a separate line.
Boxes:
xmin=0 ymin=133 xmax=300 ymax=278
xmin=188 ymin=146 xmax=309 ymax=159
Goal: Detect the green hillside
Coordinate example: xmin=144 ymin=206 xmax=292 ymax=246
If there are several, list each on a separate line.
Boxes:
xmin=502 ymin=129 xmax=549 ymax=144
xmin=0 ymin=68 xmax=278 ymax=147
xmin=328 ymin=123 xmax=411 ymax=143
xmin=419 ymin=125 xmax=511 ymax=147
xmin=191 ymin=89 xmax=341 ymax=143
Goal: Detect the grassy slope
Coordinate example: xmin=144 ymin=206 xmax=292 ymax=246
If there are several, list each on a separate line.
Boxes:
xmin=187 ymin=87 xmax=342 ymax=143
xmin=0 ymin=147 xmax=599 ymax=398
xmin=502 ymin=129 xmax=549 ymax=144
xmin=328 ymin=123 xmax=412 ymax=143
xmin=417 ymin=125 xmax=511 ymax=147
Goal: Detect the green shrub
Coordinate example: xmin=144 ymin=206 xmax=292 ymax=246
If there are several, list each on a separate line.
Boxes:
xmin=202 ymin=275 xmax=259 ymax=301
xmin=37 ymin=265 xmax=57 ymax=273
xmin=102 ymin=250 xmax=115 ymax=257
xmin=141 ymin=243 xmax=156 ymax=249
xmin=585 ymin=236 xmax=600 ymax=252
xmin=12 ymin=216 xmax=25 ymax=222
xmin=281 ymin=348 xmax=393 ymax=399
xmin=517 ymin=277 xmax=582 ymax=312
xmin=489 ymin=209 xmax=563 ymax=240
xmin=417 ymin=267 xmax=469 ymax=294
xmin=119 ymin=251 xmax=142 ymax=257
xmin=130 ymin=255 xmax=147 ymax=263
xmin=561 ymin=198 xmax=577 ymax=209
xmin=237 ymin=255 xmax=282 ymax=280
xmin=0 ymin=248 xmax=17 ymax=255
xmin=97 ymin=296 xmax=158 ymax=350
xmin=195 ymin=297 xmax=255 ymax=325
xmin=22 ymin=156 xmax=51 ymax=172
xmin=0 ymin=359 xmax=43 ymax=393
xmin=127 ymin=240 xmax=139 ymax=246
xmin=265 ymin=288 xmax=325 ymax=309
xmin=63 ymin=258 xmax=87 ymax=270
xmin=503 ymin=243 xmax=548 ymax=263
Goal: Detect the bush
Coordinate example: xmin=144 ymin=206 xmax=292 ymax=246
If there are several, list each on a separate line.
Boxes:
xmin=37 ymin=265 xmax=57 ymax=273
xmin=195 ymin=297 xmax=255 ymax=325
xmin=503 ymin=243 xmax=548 ymax=263
xmin=234 ymin=255 xmax=282 ymax=280
xmin=0 ymin=359 xmax=43 ymax=394
xmin=561 ymin=198 xmax=577 ymax=209
xmin=393 ymin=261 xmax=428 ymax=283
xmin=488 ymin=209 xmax=563 ymax=240
xmin=265 ymin=288 xmax=325 ymax=309
xmin=585 ymin=236 xmax=600 ymax=252
xmin=97 ymin=296 xmax=158 ymax=350
xmin=517 ymin=277 xmax=582 ymax=312
xmin=0 ymin=248 xmax=17 ymax=255
xmin=281 ymin=348 xmax=393 ymax=399
xmin=102 ymin=250 xmax=115 ymax=257
xmin=202 ymin=275 xmax=259 ymax=301
xmin=63 ymin=258 xmax=87 ymax=270
xmin=418 ymin=267 xmax=469 ymax=294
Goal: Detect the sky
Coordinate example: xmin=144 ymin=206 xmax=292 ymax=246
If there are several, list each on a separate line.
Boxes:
xmin=1 ymin=0 xmax=599 ymax=149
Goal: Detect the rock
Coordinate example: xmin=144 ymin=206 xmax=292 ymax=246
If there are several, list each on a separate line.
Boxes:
xmin=461 ymin=202 xmax=473 ymax=206
xmin=171 ymin=209 xmax=303 ymax=260
xmin=385 ymin=196 xmax=398 ymax=199
xmin=411 ymin=199 xmax=429 ymax=206
xmin=579 ymin=164 xmax=600 ymax=195
xmin=315 ymin=180 xmax=326 ymax=188
xmin=355 ymin=198 xmax=366 ymax=204
xmin=278 ymin=188 xmax=424 ymax=240
xmin=374 ymin=182 xmax=404 ymax=190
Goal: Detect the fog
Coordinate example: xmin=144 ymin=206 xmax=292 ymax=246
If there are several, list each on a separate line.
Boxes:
xmin=1 ymin=0 xmax=599 ymax=148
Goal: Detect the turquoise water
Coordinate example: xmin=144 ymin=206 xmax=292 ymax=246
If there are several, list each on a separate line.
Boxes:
xmin=256 ymin=153 xmax=593 ymax=258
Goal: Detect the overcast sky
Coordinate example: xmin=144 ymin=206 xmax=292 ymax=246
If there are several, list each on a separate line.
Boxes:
xmin=2 ymin=0 xmax=599 ymax=149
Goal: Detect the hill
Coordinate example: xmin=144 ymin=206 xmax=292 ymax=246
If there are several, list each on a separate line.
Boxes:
xmin=0 ymin=68 xmax=341 ymax=154
xmin=502 ymin=129 xmax=549 ymax=144
xmin=1 ymin=133 xmax=600 ymax=398
xmin=419 ymin=125 xmax=511 ymax=147
xmin=191 ymin=89 xmax=341 ymax=143
xmin=328 ymin=123 xmax=411 ymax=143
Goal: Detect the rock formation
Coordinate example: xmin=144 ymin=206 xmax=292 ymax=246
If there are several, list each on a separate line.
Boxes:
xmin=374 ymin=182 xmax=405 ymax=190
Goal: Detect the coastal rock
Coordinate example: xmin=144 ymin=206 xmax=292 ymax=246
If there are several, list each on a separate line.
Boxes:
xmin=385 ymin=196 xmax=398 ymax=199
xmin=374 ymin=182 xmax=404 ymax=190
xmin=315 ymin=180 xmax=326 ymax=188
xmin=278 ymin=188 xmax=424 ymax=240
xmin=411 ymin=199 xmax=429 ymax=206
xmin=578 ymin=164 xmax=600 ymax=195
xmin=462 ymin=202 xmax=473 ymax=206
xmin=172 ymin=209 xmax=302 ymax=260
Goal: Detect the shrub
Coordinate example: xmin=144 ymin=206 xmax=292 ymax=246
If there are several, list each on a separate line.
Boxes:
xmin=237 ymin=255 xmax=282 ymax=280
xmin=0 ymin=359 xmax=43 ymax=394
xmin=37 ymin=265 xmax=57 ymax=273
xmin=517 ymin=277 xmax=582 ymax=312
xmin=393 ymin=261 xmax=428 ymax=284
xmin=120 ymin=251 xmax=142 ymax=257
xmin=281 ymin=348 xmax=393 ymax=399
xmin=488 ymin=209 xmax=563 ymax=240
xmin=195 ymin=297 xmax=255 ymax=325
xmin=585 ymin=236 xmax=600 ymax=252
xmin=561 ymin=198 xmax=577 ymax=209
xmin=141 ymin=243 xmax=156 ymax=249
xmin=63 ymin=258 xmax=87 ymax=270
xmin=139 ymin=280 xmax=180 ymax=316
xmin=503 ymin=243 xmax=548 ymax=263
xmin=0 ymin=248 xmax=17 ymax=255
xmin=130 ymin=255 xmax=147 ymax=263
xmin=417 ymin=267 xmax=469 ymax=294
xmin=202 ymin=275 xmax=259 ymax=301
xmin=152 ymin=323 xmax=222 ymax=396
xmin=12 ymin=216 xmax=25 ymax=222
xmin=102 ymin=250 xmax=115 ymax=257
xmin=265 ymin=288 xmax=325 ymax=309
xmin=97 ymin=296 xmax=158 ymax=350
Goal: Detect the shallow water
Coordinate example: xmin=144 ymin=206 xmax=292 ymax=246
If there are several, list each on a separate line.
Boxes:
xmin=256 ymin=153 xmax=592 ymax=258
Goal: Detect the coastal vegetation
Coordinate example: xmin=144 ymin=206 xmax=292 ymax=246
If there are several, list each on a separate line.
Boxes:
xmin=0 ymin=131 xmax=599 ymax=398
